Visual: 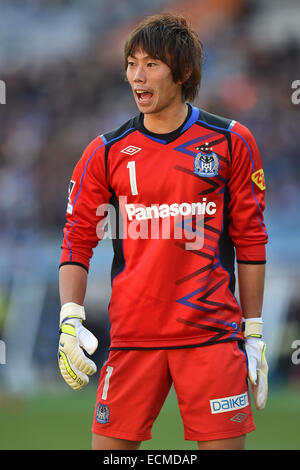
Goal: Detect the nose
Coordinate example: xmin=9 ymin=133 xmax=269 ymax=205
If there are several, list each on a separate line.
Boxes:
xmin=133 ymin=64 xmax=146 ymax=83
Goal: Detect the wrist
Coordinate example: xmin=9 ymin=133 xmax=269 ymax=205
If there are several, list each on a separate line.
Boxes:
xmin=60 ymin=302 xmax=86 ymax=326
xmin=243 ymin=317 xmax=263 ymax=339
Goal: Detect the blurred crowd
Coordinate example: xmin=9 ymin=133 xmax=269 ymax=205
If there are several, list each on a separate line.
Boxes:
xmin=0 ymin=0 xmax=300 ymax=389
xmin=0 ymin=0 xmax=300 ymax=241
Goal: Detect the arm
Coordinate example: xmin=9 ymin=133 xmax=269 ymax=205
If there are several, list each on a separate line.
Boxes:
xmin=227 ymin=122 xmax=267 ymax=328
xmin=239 ymin=263 xmax=268 ymax=411
xmin=58 ymin=136 xmax=111 ymax=390
xmin=227 ymin=122 xmax=268 ymax=265
xmin=227 ymin=122 xmax=268 ymax=410
xmin=237 ymin=263 xmax=265 ymax=319
xmin=59 ymin=264 xmax=88 ymax=306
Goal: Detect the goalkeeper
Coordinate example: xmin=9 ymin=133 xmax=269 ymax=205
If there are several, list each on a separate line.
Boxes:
xmin=58 ymin=12 xmax=268 ymax=450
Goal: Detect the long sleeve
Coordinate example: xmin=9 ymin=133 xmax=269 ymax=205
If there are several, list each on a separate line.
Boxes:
xmin=227 ymin=122 xmax=268 ymax=263
xmin=60 ymin=135 xmax=112 ymax=271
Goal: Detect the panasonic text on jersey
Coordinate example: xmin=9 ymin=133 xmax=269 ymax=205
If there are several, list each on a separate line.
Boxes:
xmin=125 ymin=198 xmax=217 ymax=221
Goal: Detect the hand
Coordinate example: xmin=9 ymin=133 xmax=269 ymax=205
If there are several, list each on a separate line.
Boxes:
xmin=243 ymin=317 xmax=268 ymax=410
xmin=58 ymin=303 xmax=98 ymax=390
xmin=245 ymin=336 xmax=268 ymax=411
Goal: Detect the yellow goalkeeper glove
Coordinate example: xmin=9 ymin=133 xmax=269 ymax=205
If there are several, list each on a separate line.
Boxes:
xmin=58 ymin=303 xmax=98 ymax=390
xmin=243 ymin=318 xmax=268 ymax=411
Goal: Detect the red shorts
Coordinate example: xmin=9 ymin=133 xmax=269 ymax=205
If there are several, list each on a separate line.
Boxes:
xmin=92 ymin=341 xmax=255 ymax=442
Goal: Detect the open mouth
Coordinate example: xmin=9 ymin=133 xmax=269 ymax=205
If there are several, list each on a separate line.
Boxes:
xmin=135 ymin=89 xmax=153 ymax=105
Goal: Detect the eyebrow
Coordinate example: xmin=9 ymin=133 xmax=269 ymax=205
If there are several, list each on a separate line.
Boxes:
xmin=128 ymin=54 xmax=155 ymax=60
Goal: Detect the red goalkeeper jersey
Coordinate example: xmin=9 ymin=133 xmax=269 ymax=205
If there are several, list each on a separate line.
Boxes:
xmin=60 ymin=104 xmax=268 ymax=349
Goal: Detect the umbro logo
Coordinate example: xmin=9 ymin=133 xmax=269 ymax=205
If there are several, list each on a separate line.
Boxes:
xmin=230 ymin=413 xmax=247 ymax=423
xmin=121 ymin=146 xmax=141 ymax=155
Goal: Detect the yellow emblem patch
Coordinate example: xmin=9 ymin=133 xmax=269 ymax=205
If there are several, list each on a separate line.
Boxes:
xmin=251 ymin=169 xmax=266 ymax=190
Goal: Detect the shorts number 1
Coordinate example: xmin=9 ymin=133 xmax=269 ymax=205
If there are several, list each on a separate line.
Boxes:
xmin=127 ymin=161 xmax=138 ymax=195
xmin=101 ymin=366 xmax=114 ymax=400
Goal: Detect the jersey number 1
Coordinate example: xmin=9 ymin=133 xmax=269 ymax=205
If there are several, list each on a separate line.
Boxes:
xmin=101 ymin=366 xmax=114 ymax=400
xmin=127 ymin=161 xmax=138 ymax=195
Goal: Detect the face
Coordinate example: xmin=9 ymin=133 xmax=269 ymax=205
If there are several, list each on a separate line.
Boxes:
xmin=126 ymin=49 xmax=183 ymax=115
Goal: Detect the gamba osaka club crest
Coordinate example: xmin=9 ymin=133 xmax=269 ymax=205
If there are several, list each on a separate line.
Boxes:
xmin=194 ymin=151 xmax=219 ymax=177
xmin=96 ymin=403 xmax=110 ymax=424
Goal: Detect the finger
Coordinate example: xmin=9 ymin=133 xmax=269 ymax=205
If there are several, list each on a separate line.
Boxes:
xmin=58 ymin=350 xmax=89 ymax=390
xmin=251 ymin=376 xmax=264 ymax=411
xmin=60 ymin=332 xmax=97 ymax=376
xmin=256 ymin=375 xmax=266 ymax=410
xmin=249 ymin=368 xmax=268 ymax=410
xmin=256 ymin=361 xmax=268 ymax=410
xmin=247 ymin=353 xmax=257 ymax=385
xmin=77 ymin=324 xmax=98 ymax=355
xmin=69 ymin=345 xmax=97 ymax=376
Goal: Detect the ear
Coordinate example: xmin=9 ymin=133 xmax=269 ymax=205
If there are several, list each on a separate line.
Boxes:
xmin=178 ymin=68 xmax=192 ymax=85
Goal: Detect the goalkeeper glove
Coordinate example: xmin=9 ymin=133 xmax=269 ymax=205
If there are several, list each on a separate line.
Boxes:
xmin=58 ymin=302 xmax=98 ymax=390
xmin=243 ymin=317 xmax=268 ymax=411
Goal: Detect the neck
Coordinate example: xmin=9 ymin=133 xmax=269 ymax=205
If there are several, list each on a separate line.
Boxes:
xmin=143 ymin=100 xmax=188 ymax=134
